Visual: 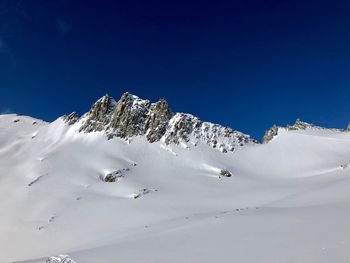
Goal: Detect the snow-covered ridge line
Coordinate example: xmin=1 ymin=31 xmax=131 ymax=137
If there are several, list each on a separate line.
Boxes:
xmin=62 ymin=92 xmax=257 ymax=153
xmin=262 ymin=118 xmax=346 ymax=144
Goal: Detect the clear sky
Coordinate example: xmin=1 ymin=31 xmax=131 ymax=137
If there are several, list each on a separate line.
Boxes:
xmin=1 ymin=0 xmax=350 ymax=140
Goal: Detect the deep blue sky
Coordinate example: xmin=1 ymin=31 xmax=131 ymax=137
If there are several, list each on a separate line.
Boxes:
xmin=1 ymin=0 xmax=350 ymax=140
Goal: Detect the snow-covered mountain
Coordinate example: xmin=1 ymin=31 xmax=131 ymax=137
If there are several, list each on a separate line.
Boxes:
xmin=2 ymin=93 xmax=350 ymax=263
xmin=65 ymin=92 xmax=257 ymax=153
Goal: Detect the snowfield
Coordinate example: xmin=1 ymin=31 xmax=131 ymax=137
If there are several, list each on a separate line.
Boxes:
xmin=2 ymin=113 xmax=350 ymax=262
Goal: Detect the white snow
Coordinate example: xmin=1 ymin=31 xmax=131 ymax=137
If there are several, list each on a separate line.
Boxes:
xmin=1 ymin=113 xmax=350 ymax=262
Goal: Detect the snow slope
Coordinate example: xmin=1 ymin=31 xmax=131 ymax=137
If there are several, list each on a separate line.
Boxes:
xmin=2 ymin=113 xmax=350 ymax=262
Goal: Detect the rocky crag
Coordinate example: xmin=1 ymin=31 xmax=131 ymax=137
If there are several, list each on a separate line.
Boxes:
xmin=63 ymin=92 xmax=257 ymax=153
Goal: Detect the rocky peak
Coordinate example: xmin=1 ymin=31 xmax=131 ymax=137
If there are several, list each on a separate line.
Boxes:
xmin=347 ymin=123 xmax=350 ymax=132
xmin=287 ymin=118 xmax=313 ymax=130
xmin=107 ymin=92 xmax=151 ymax=139
xmin=62 ymin=112 xmax=80 ymax=125
xmin=79 ymin=95 xmax=116 ymax=132
xmin=146 ymin=99 xmax=173 ymax=143
xmin=74 ymin=92 xmax=257 ymax=152
xmin=90 ymin=95 xmax=116 ymax=119
xmin=262 ymin=125 xmax=279 ymax=144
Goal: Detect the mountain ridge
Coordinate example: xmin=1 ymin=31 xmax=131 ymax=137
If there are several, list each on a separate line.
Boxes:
xmin=62 ymin=92 xmax=257 ymax=153
xmin=262 ymin=118 xmax=347 ymax=144
xmin=5 ymin=92 xmax=349 ymax=148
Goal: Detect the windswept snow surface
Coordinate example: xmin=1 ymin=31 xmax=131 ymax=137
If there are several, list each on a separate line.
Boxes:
xmin=2 ymin=114 xmax=350 ymax=262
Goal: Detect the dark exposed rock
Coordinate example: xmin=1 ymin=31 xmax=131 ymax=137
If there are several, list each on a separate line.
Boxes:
xmin=79 ymin=95 xmax=116 ymax=132
xmin=75 ymin=92 xmax=257 ymax=152
xmin=262 ymin=125 xmax=279 ymax=144
xmin=220 ymin=169 xmax=232 ymax=177
xmin=104 ymin=174 xmax=117 ymax=182
xmin=100 ymin=170 xmax=124 ymax=182
xmin=46 ymin=255 xmax=76 ymax=263
xmin=108 ymin=92 xmax=151 ymax=139
xmin=62 ymin=112 xmax=80 ymax=125
xmin=287 ymin=118 xmax=311 ymax=130
xmin=146 ymin=99 xmax=173 ymax=143
xmin=79 ymin=93 xmax=173 ymax=142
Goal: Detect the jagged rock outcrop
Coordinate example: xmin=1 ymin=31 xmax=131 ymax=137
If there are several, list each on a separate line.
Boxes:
xmin=107 ymin=92 xmax=151 ymax=139
xmin=146 ymin=99 xmax=173 ymax=143
xmin=79 ymin=95 xmax=116 ymax=132
xmin=62 ymin=112 xmax=80 ymax=125
xmin=262 ymin=125 xmax=279 ymax=144
xmin=287 ymin=118 xmax=313 ymax=130
xmin=347 ymin=123 xmax=350 ymax=132
xmin=79 ymin=92 xmax=171 ymax=140
xmin=46 ymin=255 xmax=76 ymax=263
xmin=220 ymin=169 xmax=232 ymax=177
xmin=71 ymin=92 xmax=257 ymax=152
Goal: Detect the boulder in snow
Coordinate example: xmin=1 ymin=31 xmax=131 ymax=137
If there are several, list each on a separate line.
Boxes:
xmin=45 ymin=254 xmax=76 ymax=263
xmin=220 ymin=169 xmax=232 ymax=177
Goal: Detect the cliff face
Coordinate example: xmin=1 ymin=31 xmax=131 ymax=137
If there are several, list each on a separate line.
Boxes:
xmin=64 ymin=92 xmax=257 ymax=152
xmin=78 ymin=95 xmax=116 ymax=133
xmin=108 ymin=93 xmax=151 ymax=139
xmin=262 ymin=125 xmax=279 ymax=144
xmin=146 ymin=99 xmax=173 ymax=143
